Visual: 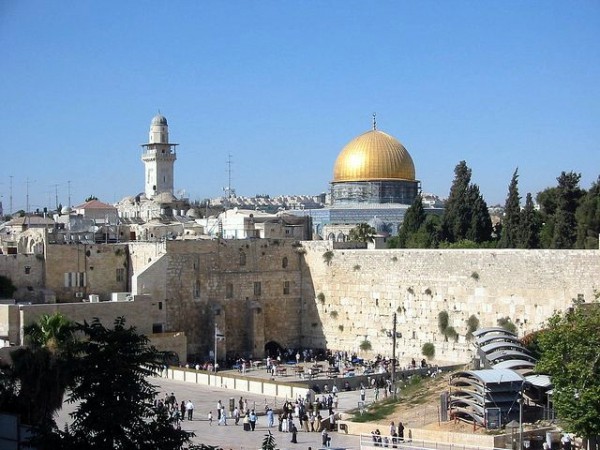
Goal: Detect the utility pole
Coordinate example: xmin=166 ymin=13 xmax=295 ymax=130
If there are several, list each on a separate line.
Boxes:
xmin=392 ymin=312 xmax=397 ymax=398
xmin=9 ymin=175 xmax=13 ymax=215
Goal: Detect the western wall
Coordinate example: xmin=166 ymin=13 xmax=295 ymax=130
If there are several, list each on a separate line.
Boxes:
xmin=299 ymin=242 xmax=600 ymax=364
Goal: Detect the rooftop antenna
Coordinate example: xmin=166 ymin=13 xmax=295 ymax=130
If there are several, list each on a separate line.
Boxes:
xmin=224 ymin=154 xmax=234 ymax=207
xmin=67 ymin=180 xmax=72 ymax=207
xmin=372 ymin=112 xmax=377 ymax=131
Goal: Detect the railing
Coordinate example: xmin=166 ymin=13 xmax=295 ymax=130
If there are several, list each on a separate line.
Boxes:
xmin=359 ymin=434 xmax=503 ymax=450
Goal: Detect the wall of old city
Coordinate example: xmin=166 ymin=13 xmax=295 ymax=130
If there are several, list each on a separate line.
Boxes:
xmin=0 ymin=294 xmax=164 ymax=346
xmin=0 ymin=253 xmax=45 ymax=303
xmin=45 ymin=243 xmax=130 ymax=302
xmin=299 ymin=242 xmax=600 ymax=365
xmin=132 ymin=239 xmax=303 ymax=361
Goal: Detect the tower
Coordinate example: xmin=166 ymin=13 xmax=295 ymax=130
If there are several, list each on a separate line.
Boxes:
xmin=141 ymin=114 xmax=178 ymax=199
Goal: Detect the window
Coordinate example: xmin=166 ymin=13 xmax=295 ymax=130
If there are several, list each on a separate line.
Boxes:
xmin=64 ymin=272 xmax=86 ymax=288
xmin=193 ymin=280 xmax=200 ymax=299
xmin=254 ymin=281 xmax=261 ymax=296
xmin=283 ymin=280 xmax=290 ymax=295
xmin=282 ymin=257 xmax=288 ymax=269
xmin=239 ymin=252 xmax=246 ymax=266
xmin=116 ymin=268 xmax=125 ymax=282
xmin=152 ymin=323 xmax=164 ymax=333
xmin=24 ymin=266 xmax=31 ymax=274
xmin=226 ymin=283 xmax=233 ymax=299
xmin=158 ymin=301 xmax=163 ymax=310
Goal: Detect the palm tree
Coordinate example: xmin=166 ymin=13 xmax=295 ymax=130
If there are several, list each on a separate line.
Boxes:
xmin=8 ymin=313 xmax=76 ymax=427
xmin=349 ymin=223 xmax=376 ymax=243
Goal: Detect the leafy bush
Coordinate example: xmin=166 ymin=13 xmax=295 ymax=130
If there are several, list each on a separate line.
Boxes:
xmin=317 ymin=292 xmax=325 ymax=304
xmin=497 ymin=316 xmax=517 ymax=334
xmin=322 ymin=250 xmax=334 ymax=265
xmin=438 ymin=311 xmax=449 ymax=333
xmin=422 ymin=342 xmax=435 ymax=359
xmin=359 ymin=340 xmax=372 ymax=352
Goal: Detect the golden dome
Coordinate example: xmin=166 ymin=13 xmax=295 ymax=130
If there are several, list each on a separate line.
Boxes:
xmin=333 ymin=130 xmax=415 ymax=182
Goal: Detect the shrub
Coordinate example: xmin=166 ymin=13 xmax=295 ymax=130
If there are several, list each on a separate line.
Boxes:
xmin=330 ymin=310 xmax=338 ymax=319
xmin=422 ymin=342 xmax=435 ymax=359
xmin=359 ymin=340 xmax=372 ymax=352
xmin=353 ymin=264 xmax=361 ymax=271
xmin=317 ymin=292 xmax=325 ymax=304
xmin=438 ymin=311 xmax=449 ymax=333
xmin=466 ymin=314 xmax=480 ymax=340
xmin=424 ymin=288 xmax=432 ymax=296
xmin=338 ymin=325 xmax=344 ymax=332
xmin=470 ymin=271 xmax=479 ymax=281
xmin=323 ymin=250 xmax=334 ymax=265
xmin=0 ymin=275 xmax=17 ymax=299
xmin=444 ymin=326 xmax=459 ymax=342
xmin=497 ymin=316 xmax=518 ymax=334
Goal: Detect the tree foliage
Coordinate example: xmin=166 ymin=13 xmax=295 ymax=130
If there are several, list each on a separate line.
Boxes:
xmin=575 ymin=176 xmax=600 ymax=249
xmin=52 ymin=317 xmax=192 ymax=450
xmin=536 ymin=305 xmax=600 ymax=438
xmin=519 ymin=193 xmax=541 ymax=249
xmin=396 ymin=195 xmax=426 ymax=247
xmin=349 ymin=223 xmax=376 ymax=243
xmin=551 ymin=171 xmax=583 ymax=249
xmin=499 ymin=169 xmax=521 ymax=248
xmin=440 ymin=161 xmax=492 ymax=244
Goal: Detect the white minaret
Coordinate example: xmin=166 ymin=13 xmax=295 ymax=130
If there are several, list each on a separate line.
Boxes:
xmin=141 ymin=114 xmax=178 ymax=199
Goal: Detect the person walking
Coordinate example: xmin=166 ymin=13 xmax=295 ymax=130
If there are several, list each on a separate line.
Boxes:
xmin=207 ymin=410 xmax=213 ymax=426
xmin=266 ymin=407 xmax=274 ymax=428
xmin=186 ymin=400 xmax=194 ymax=421
xmin=180 ymin=400 xmax=186 ymax=421
xmin=233 ymin=406 xmax=240 ymax=425
xmin=290 ymin=423 xmax=298 ymax=443
xmin=249 ymin=409 xmax=257 ymax=431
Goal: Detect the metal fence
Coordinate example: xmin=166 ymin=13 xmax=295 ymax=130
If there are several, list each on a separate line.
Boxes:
xmin=358 ymin=434 xmax=503 ymax=450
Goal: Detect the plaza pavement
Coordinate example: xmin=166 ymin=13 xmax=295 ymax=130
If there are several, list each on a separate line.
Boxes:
xmin=56 ymin=366 xmax=377 ymax=450
xmin=152 ymin=369 xmax=367 ymax=450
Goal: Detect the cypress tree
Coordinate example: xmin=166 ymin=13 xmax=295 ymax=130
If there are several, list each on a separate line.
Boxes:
xmin=551 ymin=171 xmax=583 ymax=249
xmin=397 ymin=195 xmax=426 ymax=247
xmin=518 ymin=193 xmax=541 ymax=248
xmin=440 ymin=161 xmax=472 ymax=243
xmin=465 ymin=184 xmax=493 ymax=243
xmin=575 ymin=176 xmax=600 ymax=249
xmin=499 ymin=169 xmax=521 ymax=248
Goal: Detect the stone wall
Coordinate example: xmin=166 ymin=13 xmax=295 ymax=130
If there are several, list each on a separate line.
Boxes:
xmin=133 ymin=239 xmax=303 ymax=361
xmin=0 ymin=253 xmax=45 ymax=302
xmin=1 ymin=294 xmax=165 ymax=346
xmin=45 ymin=243 xmax=129 ymax=302
xmin=299 ymin=243 xmax=600 ymax=364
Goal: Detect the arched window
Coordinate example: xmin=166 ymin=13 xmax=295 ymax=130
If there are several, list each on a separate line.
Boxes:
xmin=282 ymin=257 xmax=288 ymax=268
xmin=239 ymin=252 xmax=246 ymax=266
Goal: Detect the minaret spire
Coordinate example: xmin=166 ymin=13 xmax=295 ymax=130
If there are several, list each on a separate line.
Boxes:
xmin=372 ymin=112 xmax=377 ymax=131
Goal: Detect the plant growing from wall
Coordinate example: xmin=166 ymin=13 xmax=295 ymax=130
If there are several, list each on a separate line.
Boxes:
xmin=359 ymin=340 xmax=372 ymax=352
xmin=338 ymin=325 xmax=344 ymax=332
xmin=466 ymin=314 xmax=480 ymax=340
xmin=497 ymin=316 xmax=518 ymax=334
xmin=317 ymin=292 xmax=326 ymax=304
xmin=391 ymin=256 xmax=398 ymax=262
xmin=444 ymin=326 xmax=459 ymax=342
xmin=353 ymin=264 xmax=361 ymax=271
xmin=470 ymin=271 xmax=479 ymax=281
xmin=422 ymin=342 xmax=435 ymax=359
xmin=407 ymin=287 xmax=414 ymax=295
xmin=424 ymin=288 xmax=432 ymax=296
xmin=322 ymin=250 xmax=334 ymax=265
xmin=330 ymin=310 xmax=338 ymax=319
xmin=438 ymin=311 xmax=449 ymax=334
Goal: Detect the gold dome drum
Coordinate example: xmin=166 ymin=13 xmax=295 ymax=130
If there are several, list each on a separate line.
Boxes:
xmin=333 ymin=130 xmax=415 ymax=182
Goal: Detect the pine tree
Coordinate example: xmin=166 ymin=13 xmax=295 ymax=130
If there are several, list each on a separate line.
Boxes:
xmin=499 ymin=169 xmax=521 ymax=248
xmin=518 ymin=193 xmax=541 ymax=248
xmin=551 ymin=171 xmax=583 ymax=249
xmin=575 ymin=176 xmax=600 ymax=249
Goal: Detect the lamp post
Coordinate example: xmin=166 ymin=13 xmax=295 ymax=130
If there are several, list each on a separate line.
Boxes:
xmin=519 ymin=383 xmax=524 ymax=450
xmin=391 ymin=312 xmax=397 ymax=398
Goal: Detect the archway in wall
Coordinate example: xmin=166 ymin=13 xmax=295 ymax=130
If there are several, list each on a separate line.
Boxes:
xmin=264 ymin=341 xmax=285 ymax=358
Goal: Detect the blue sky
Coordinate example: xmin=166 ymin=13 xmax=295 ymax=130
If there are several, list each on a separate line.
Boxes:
xmin=1 ymin=1 xmax=599 ymax=212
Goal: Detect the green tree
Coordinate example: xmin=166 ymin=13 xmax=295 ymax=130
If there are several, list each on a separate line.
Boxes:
xmin=465 ymin=184 xmax=492 ymax=243
xmin=0 ymin=313 xmax=76 ymax=429
xmin=440 ymin=161 xmax=472 ymax=243
xmin=349 ymin=223 xmax=376 ymax=243
xmin=396 ymin=195 xmax=426 ymax=247
xmin=536 ymin=305 xmax=600 ymax=440
xmin=51 ymin=317 xmax=192 ymax=450
xmin=499 ymin=169 xmax=521 ymax=248
xmin=575 ymin=176 xmax=600 ymax=249
xmin=518 ymin=193 xmax=542 ymax=248
xmin=551 ymin=171 xmax=583 ymax=249
xmin=84 ymin=195 xmax=98 ymax=202
xmin=439 ymin=161 xmax=492 ymax=245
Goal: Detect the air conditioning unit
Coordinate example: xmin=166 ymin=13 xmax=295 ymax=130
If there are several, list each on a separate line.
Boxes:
xmin=75 ymin=292 xmax=84 ymax=298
